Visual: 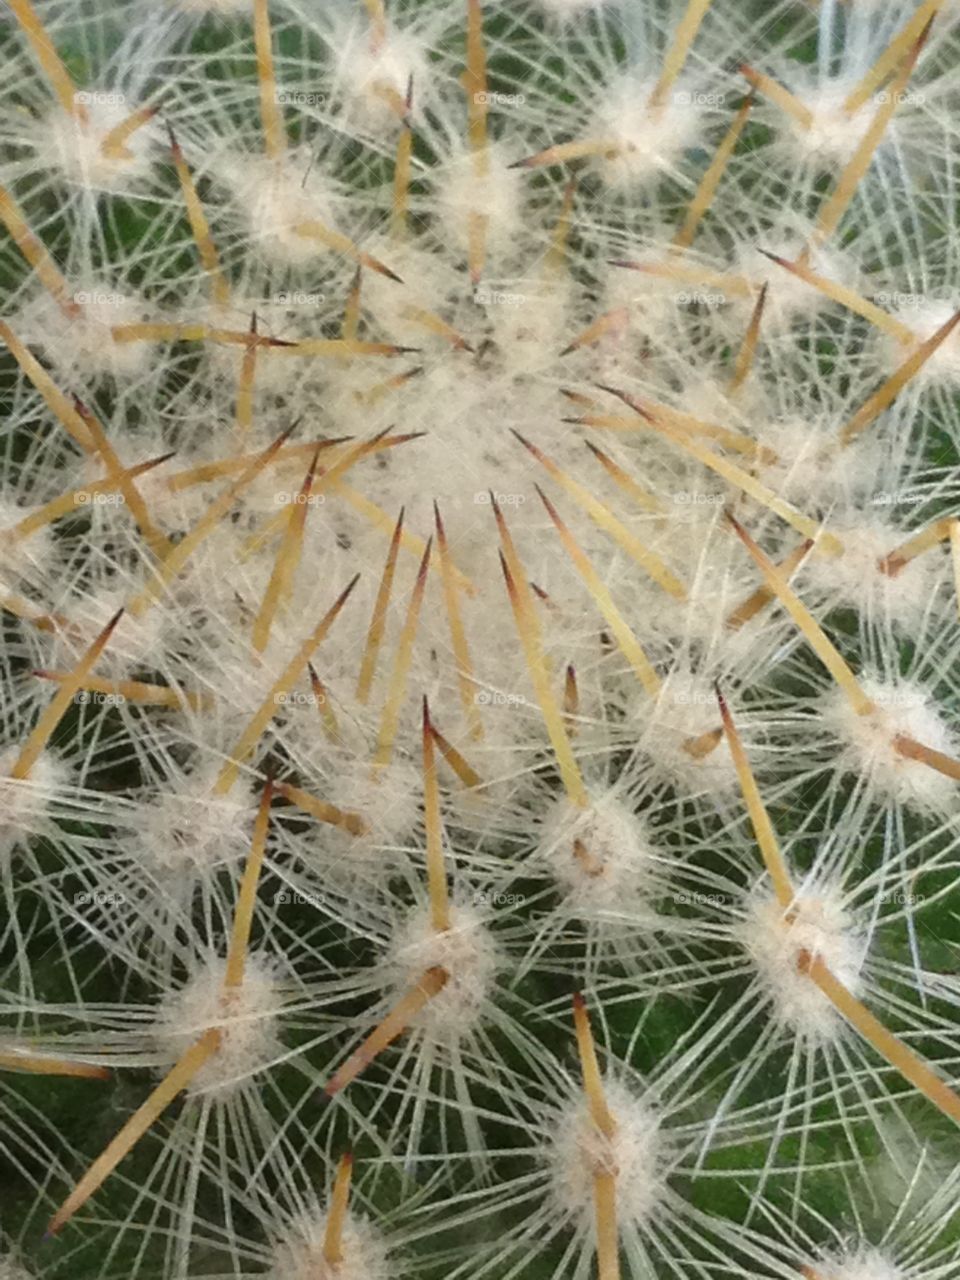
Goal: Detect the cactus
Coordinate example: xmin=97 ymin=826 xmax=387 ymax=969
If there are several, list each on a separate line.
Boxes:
xmin=1 ymin=2 xmax=959 ymax=1278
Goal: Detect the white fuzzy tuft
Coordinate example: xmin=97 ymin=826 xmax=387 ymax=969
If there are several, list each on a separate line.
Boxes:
xmin=360 ymin=238 xmax=459 ymax=336
xmin=156 ymin=955 xmax=282 ymax=1096
xmin=798 ymin=519 xmax=944 ymax=627
xmin=744 ymin=888 xmax=866 ymax=1040
xmin=753 ymin=422 xmax=882 ymax=508
xmin=270 ymin=1207 xmax=390 ymax=1280
xmin=537 ymin=793 xmax=656 ymax=910
xmin=823 ymin=1248 xmax=904 ymax=1280
xmin=434 ymin=144 xmax=523 ymax=264
xmin=216 ymin=150 xmax=340 ymax=264
xmin=385 ymin=904 xmax=499 ymax=1042
xmin=0 ymin=748 xmax=69 ymax=851
xmin=781 ymin=84 xmax=876 ymax=166
xmin=332 ymin=761 xmax=422 ymax=854
xmin=16 ymin=289 xmax=152 ymax=380
xmin=0 ymin=500 xmax=55 ymax=583
xmin=823 ymin=677 xmax=960 ymax=811
xmin=886 ymin=299 xmax=960 ymax=383
xmin=332 ymin=26 xmax=428 ymax=132
xmin=46 ymin=100 xmax=156 ymax=191
xmin=549 ymin=1081 xmax=663 ymax=1228
xmin=0 ymin=1258 xmax=32 ymax=1280
xmin=126 ymin=772 xmax=258 ymax=876
xmin=641 ymin=671 xmax=737 ymax=795
xmin=587 ymin=78 xmax=705 ymax=189
xmin=735 ymin=237 xmax=854 ymax=329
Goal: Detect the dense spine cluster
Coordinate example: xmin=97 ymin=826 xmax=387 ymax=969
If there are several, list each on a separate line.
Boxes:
xmin=1 ymin=1 xmax=959 ymax=1278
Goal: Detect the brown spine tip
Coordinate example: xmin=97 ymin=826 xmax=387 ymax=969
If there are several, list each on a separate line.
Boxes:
xmin=102 ymin=608 xmax=125 ymax=636
xmin=416 ymin=536 xmax=433 ymax=580
xmin=150 ymin=450 xmax=178 ymax=469
xmin=432 ymin=499 xmax=445 ymax=540
xmin=509 ymin=428 xmax=534 ymax=452
xmin=275 ymin=419 xmax=302 ymax=447
xmin=724 ymin=507 xmax=748 ymax=539
xmin=534 ymin=483 xmax=559 ymax=521
xmin=757 ymin=247 xmax=793 ymax=271
xmin=714 ymin=681 xmax=730 ymax=722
